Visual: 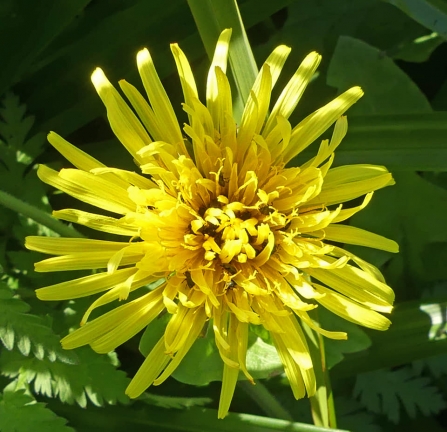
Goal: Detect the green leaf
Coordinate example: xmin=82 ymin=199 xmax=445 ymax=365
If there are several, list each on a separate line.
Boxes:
xmin=319 ymin=309 xmax=371 ymax=370
xmin=391 ymin=32 xmax=444 ymax=62
xmin=327 ymin=36 xmax=431 ymax=115
xmin=23 ymin=0 xmax=191 ymax=136
xmin=347 ymin=171 xmax=447 ymax=282
xmin=384 ymin=0 xmax=447 ymax=38
xmin=332 ymin=297 xmax=447 ymax=377
xmin=0 ymin=92 xmax=46 ymax=187
xmin=413 ymin=353 xmax=447 ymax=379
xmin=353 ymin=367 xmax=447 ymax=423
xmin=336 ymin=397 xmax=381 ymax=432
xmin=0 ymin=92 xmax=82 ymax=239
xmin=0 ymin=0 xmax=91 ymax=95
xmin=297 ymin=112 xmax=447 ymax=172
xmin=0 ymin=347 xmax=130 ymax=407
xmin=0 ymin=390 xmax=74 ymax=432
xmin=0 ymin=284 xmax=76 ymax=364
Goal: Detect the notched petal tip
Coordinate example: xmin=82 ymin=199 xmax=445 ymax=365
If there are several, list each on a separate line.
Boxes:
xmin=47 ymin=131 xmax=57 ymax=141
xmin=348 ymin=85 xmax=364 ymax=99
xmin=274 ymin=44 xmax=291 ymax=55
xmin=389 ymin=240 xmax=399 ymax=253
xmin=303 ymin=51 xmax=322 ymax=67
xmin=91 ymin=67 xmax=110 ymax=91
xmin=220 ymin=28 xmax=232 ymax=39
xmin=136 ymin=48 xmax=151 ymax=66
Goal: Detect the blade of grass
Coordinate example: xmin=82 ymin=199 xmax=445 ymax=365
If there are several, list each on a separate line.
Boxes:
xmin=0 ymin=0 xmax=91 ymax=95
xmin=187 ymin=0 xmax=258 ymax=121
xmin=384 ymin=0 xmax=447 ymax=38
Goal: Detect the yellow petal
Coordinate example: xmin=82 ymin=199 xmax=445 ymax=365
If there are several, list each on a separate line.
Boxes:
xmin=62 ymin=286 xmax=163 ymax=349
xmin=34 ymin=249 xmax=144 ymax=272
xmin=91 ymin=68 xmax=150 ymax=164
xmin=206 ymin=28 xmax=232 ymax=130
xmin=53 ymin=209 xmax=139 ymax=237
xmin=271 ymin=332 xmax=306 ymax=399
xmin=153 ymin=307 xmax=206 ymax=385
xmin=91 ymin=295 xmax=165 ymax=353
xmin=136 ymin=48 xmax=185 ymax=153
xmin=308 ymin=265 xmax=393 ymax=312
xmin=119 ymin=79 xmax=164 ymax=142
xmin=126 ymin=337 xmax=170 ymax=398
xmin=314 ymin=283 xmax=392 ymax=330
xmin=309 ymin=172 xmax=394 ymax=206
xmin=36 ymin=267 xmax=137 ymax=300
xmin=26 ymin=236 xmax=129 ymax=255
xmin=261 ymin=45 xmax=291 ymax=89
xmin=283 ymin=86 xmax=363 ymax=162
xmin=218 ymin=313 xmax=240 ymax=419
xmin=264 ymin=51 xmax=321 ymax=136
xmin=332 ymin=192 xmax=373 ymax=223
xmin=38 ymin=165 xmax=136 ymax=215
xmin=170 ymin=43 xmax=199 ymax=119
xmin=324 ymin=224 xmax=399 ymax=253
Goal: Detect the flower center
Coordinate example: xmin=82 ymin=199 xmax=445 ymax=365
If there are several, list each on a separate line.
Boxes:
xmin=184 ymin=195 xmax=277 ymax=266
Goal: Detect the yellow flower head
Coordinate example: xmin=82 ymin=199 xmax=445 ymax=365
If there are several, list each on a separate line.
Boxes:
xmin=26 ymin=29 xmax=397 ymax=418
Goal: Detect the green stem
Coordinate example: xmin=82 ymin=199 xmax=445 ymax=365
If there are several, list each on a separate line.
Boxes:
xmin=238 ymin=380 xmax=294 ymax=422
xmin=317 ymin=332 xmax=337 ymax=429
xmin=303 ymin=315 xmax=337 ymax=428
xmin=0 ymin=189 xmax=84 ymax=238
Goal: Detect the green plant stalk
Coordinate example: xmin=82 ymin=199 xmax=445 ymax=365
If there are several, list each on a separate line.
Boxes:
xmin=316 ymin=332 xmax=337 ymax=428
xmin=50 ymin=400 xmax=350 ymax=432
xmin=303 ymin=317 xmax=337 ymax=428
xmin=0 ymin=189 xmax=84 ymax=238
xmin=187 ymin=0 xmax=258 ymax=122
xmin=238 ymin=379 xmax=294 ymax=422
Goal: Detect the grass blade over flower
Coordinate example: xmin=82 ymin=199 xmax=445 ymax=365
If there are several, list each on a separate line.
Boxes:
xmin=26 ymin=30 xmax=398 ymax=418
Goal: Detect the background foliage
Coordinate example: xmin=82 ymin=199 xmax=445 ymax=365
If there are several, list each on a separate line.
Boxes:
xmin=1 ymin=0 xmax=447 ymax=431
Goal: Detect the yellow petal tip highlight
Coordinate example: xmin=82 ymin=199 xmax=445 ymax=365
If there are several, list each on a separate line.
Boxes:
xmin=137 ymin=48 xmax=151 ymax=66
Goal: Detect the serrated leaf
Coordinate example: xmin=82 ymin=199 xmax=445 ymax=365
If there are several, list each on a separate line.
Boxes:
xmin=0 ymin=284 xmax=76 ymax=364
xmin=413 ymin=353 xmax=447 ymax=379
xmin=0 ymin=346 xmax=130 ymax=407
xmin=0 ymin=390 xmax=74 ymax=432
xmin=354 ymin=367 xmax=447 ymax=423
xmin=0 ymin=92 xmax=46 ymax=182
xmin=336 ymin=396 xmax=381 ymax=432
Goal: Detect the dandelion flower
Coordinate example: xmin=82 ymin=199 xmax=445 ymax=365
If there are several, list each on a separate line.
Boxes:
xmin=26 ymin=29 xmax=398 ymax=418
